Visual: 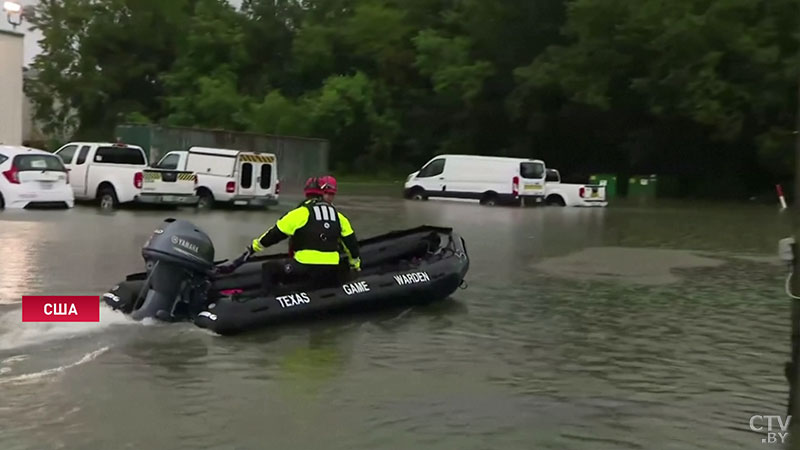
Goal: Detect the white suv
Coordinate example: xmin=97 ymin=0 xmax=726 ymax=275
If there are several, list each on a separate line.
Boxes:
xmin=0 ymin=145 xmax=75 ymax=209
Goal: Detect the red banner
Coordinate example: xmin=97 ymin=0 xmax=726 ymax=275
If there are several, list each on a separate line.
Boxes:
xmin=22 ymin=296 xmax=100 ymax=322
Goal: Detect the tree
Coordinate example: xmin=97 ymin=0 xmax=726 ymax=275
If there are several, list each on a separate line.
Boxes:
xmin=27 ymin=0 xmax=192 ymax=140
xmin=162 ymin=0 xmax=250 ymax=130
xmin=515 ymin=0 xmax=799 ymax=185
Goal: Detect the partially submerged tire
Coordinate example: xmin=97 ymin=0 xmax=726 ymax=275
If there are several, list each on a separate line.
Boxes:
xmin=197 ymin=189 xmax=214 ymax=209
xmin=546 ymin=194 xmax=566 ymax=207
xmin=98 ymin=186 xmax=119 ymax=211
xmin=408 ymin=187 xmax=427 ymax=201
xmin=480 ymin=192 xmax=498 ymax=206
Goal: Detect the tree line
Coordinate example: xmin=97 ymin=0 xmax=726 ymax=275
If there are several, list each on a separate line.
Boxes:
xmin=26 ymin=0 xmax=799 ymax=197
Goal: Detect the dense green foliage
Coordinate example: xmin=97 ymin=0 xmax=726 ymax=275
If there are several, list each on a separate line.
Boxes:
xmin=25 ymin=0 xmax=799 ymax=197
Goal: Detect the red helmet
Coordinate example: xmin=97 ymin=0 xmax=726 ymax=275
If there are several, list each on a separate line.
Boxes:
xmin=319 ymin=175 xmax=337 ymax=194
xmin=303 ymin=177 xmax=322 ymax=196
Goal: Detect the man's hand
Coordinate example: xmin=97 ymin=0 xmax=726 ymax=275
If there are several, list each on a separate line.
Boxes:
xmin=242 ymin=245 xmax=256 ymax=261
xmin=216 ymin=246 xmax=255 ymax=275
xmin=216 ymin=263 xmax=237 ymax=275
xmin=350 ymin=257 xmax=362 ymax=272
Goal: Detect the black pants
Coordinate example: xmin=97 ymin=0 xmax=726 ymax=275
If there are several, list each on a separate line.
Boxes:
xmin=260 ymin=259 xmax=344 ymax=294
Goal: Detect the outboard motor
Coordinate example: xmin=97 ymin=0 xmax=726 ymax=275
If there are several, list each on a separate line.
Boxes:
xmin=130 ymin=218 xmax=216 ymax=321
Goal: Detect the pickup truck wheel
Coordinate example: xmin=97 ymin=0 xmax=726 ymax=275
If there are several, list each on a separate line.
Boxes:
xmin=98 ymin=187 xmax=119 ymax=210
xmin=546 ymin=194 xmax=566 ymax=207
xmin=196 ymin=189 xmax=214 ymax=209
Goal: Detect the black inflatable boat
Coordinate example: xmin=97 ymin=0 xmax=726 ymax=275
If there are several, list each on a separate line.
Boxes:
xmin=102 ymin=218 xmax=470 ymax=335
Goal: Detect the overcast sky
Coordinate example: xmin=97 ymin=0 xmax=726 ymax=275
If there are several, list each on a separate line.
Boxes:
xmin=1 ymin=0 xmax=244 ymax=67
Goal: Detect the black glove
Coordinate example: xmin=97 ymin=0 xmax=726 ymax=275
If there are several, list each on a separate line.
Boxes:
xmin=240 ymin=245 xmax=256 ymax=262
xmin=216 ymin=263 xmax=237 ymax=275
xmin=216 ymin=246 xmax=255 ymax=275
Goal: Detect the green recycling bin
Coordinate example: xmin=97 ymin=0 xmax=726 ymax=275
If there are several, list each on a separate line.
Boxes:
xmin=628 ymin=175 xmax=658 ymax=198
xmin=589 ymin=174 xmax=618 ymax=199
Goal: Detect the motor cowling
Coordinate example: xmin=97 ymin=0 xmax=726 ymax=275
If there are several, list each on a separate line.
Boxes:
xmin=142 ymin=218 xmax=215 ymax=272
xmin=130 ymin=218 xmax=216 ymax=321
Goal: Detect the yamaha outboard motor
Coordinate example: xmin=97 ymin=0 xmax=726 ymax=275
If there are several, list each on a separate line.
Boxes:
xmin=130 ymin=218 xmax=215 ymax=321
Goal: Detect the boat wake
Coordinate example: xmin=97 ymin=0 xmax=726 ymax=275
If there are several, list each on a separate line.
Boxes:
xmin=0 ymin=304 xmax=138 ymax=352
xmin=0 ymin=346 xmax=109 ymax=384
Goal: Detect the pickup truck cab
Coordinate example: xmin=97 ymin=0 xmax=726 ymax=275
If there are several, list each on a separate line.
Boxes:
xmin=53 ymin=141 xmax=199 ymax=210
xmin=153 ymin=147 xmax=279 ymax=209
xmin=544 ymin=169 xmax=607 ymax=207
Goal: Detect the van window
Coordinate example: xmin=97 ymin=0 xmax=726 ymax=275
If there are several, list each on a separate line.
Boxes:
xmin=260 ymin=164 xmax=272 ymax=189
xmin=13 ymin=154 xmax=67 ymax=172
xmin=94 ymin=146 xmax=146 ymax=165
xmin=157 ymin=153 xmax=180 ymax=170
xmin=55 ymin=145 xmax=78 ymax=164
xmin=241 ymin=163 xmax=253 ymax=188
xmin=417 ymin=159 xmax=445 ymax=178
xmin=0 ymin=153 xmax=6 ymax=165
xmin=520 ymin=162 xmax=544 ymax=179
xmin=545 ymin=169 xmax=559 ymax=182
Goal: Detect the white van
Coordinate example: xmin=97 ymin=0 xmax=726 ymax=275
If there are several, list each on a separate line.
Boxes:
xmin=403 ymin=154 xmax=546 ymax=206
xmin=154 ymin=146 xmax=279 ymax=209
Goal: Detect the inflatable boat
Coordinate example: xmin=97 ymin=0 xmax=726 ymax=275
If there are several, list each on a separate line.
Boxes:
xmin=102 ymin=218 xmax=470 ymax=335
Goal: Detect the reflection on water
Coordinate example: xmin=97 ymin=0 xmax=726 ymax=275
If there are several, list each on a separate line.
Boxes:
xmin=0 ymin=198 xmax=793 ymax=449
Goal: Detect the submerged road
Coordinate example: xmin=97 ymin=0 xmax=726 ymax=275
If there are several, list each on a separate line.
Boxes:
xmin=0 ymin=194 xmax=791 ymax=449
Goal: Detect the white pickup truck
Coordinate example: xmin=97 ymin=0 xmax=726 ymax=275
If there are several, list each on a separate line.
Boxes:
xmin=53 ymin=141 xmax=199 ymax=210
xmin=544 ymin=169 xmax=607 ymax=207
xmin=153 ymin=146 xmax=279 ymax=209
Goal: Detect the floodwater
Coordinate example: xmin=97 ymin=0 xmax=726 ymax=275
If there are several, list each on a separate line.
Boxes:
xmin=0 ymin=194 xmax=792 ymax=450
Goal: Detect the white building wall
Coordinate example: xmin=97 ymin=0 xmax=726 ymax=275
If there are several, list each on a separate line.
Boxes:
xmin=0 ymin=30 xmax=24 ymax=146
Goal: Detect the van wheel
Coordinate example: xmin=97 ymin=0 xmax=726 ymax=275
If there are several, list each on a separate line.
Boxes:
xmin=480 ymin=193 xmax=498 ymax=206
xmin=98 ymin=187 xmax=119 ymax=210
xmin=196 ymin=189 xmax=214 ymax=209
xmin=546 ymin=194 xmax=566 ymax=207
xmin=408 ymin=187 xmax=427 ymax=201
xmin=0 ymin=192 xmax=4 ymax=210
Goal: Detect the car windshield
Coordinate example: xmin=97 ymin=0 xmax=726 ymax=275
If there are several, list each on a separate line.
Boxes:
xmin=520 ymin=162 xmax=544 ymax=179
xmin=14 ymin=154 xmax=67 ymax=171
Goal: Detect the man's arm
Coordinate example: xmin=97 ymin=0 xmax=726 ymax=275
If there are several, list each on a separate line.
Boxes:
xmin=252 ymin=207 xmax=309 ymax=252
xmin=337 ymin=212 xmax=360 ymax=265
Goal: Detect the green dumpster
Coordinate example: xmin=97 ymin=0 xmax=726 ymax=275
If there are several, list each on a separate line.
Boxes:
xmin=589 ymin=174 xmax=618 ymax=199
xmin=628 ymin=175 xmax=658 ymax=198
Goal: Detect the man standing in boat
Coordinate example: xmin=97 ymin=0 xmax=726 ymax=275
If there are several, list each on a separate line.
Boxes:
xmin=217 ymin=176 xmax=362 ymax=293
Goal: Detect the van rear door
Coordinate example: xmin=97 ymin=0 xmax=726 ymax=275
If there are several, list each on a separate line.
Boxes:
xmin=254 ymin=155 xmax=277 ymax=197
xmin=519 ymin=161 xmax=545 ymax=197
xmin=236 ymin=153 xmax=274 ymax=197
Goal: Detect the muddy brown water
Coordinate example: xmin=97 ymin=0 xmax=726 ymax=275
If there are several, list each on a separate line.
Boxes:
xmin=0 ymin=195 xmax=792 ymax=449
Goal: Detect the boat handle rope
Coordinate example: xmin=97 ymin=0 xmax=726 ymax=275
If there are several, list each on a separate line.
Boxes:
xmin=787 ymin=269 xmax=800 ymax=300
xmin=780 ymin=238 xmax=800 ymax=300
